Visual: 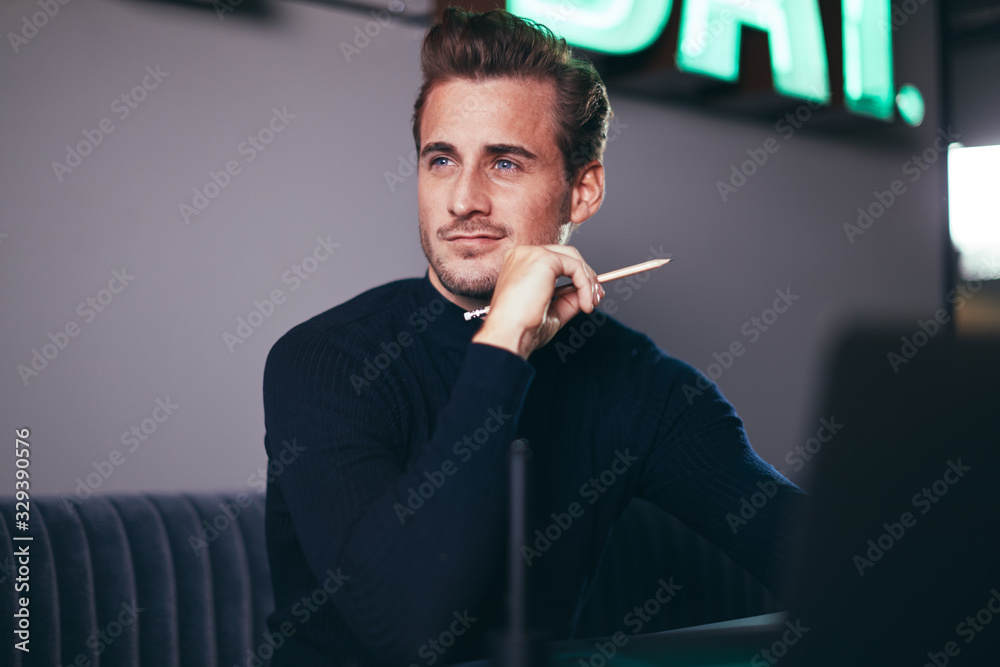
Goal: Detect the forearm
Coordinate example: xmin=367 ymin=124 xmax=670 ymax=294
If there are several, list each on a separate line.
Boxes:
xmin=265 ymin=339 xmax=534 ymax=662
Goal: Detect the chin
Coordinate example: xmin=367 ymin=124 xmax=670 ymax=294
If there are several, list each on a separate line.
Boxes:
xmin=435 ymin=260 xmax=498 ymax=301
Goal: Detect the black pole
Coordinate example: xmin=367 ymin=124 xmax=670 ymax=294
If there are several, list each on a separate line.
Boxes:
xmin=508 ymin=437 xmax=529 ymax=655
xmin=492 ymin=438 xmax=548 ymax=667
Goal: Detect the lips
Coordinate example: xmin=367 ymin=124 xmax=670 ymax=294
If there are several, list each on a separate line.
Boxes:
xmin=443 ymin=232 xmax=504 ymax=241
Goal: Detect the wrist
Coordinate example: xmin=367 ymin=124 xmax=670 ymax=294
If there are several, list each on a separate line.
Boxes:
xmin=472 ymin=322 xmax=530 ymax=360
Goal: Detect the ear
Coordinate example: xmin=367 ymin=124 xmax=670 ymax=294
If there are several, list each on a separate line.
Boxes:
xmin=568 ymin=160 xmax=605 ymax=225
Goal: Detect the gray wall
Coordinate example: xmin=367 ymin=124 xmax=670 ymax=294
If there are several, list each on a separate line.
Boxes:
xmin=1 ymin=0 xmax=948 ymax=498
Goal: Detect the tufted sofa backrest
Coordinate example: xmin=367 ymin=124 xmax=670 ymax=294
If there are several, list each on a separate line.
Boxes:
xmin=0 ymin=493 xmax=272 ymax=667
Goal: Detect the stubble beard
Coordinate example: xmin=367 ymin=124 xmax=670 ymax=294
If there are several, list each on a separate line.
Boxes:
xmin=419 ymin=189 xmax=573 ymax=301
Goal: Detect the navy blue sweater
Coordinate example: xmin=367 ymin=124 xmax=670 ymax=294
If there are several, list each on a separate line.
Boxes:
xmin=261 ymin=272 xmax=804 ymax=666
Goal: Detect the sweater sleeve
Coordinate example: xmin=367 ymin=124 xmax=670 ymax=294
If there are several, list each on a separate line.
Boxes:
xmin=636 ymin=359 xmax=807 ymax=601
xmin=263 ymin=329 xmax=534 ymax=663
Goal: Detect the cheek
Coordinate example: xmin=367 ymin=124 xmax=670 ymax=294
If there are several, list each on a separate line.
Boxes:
xmin=417 ymin=182 xmax=437 ymax=215
xmin=418 ymin=174 xmax=449 ymax=204
xmin=521 ymin=185 xmax=565 ymax=218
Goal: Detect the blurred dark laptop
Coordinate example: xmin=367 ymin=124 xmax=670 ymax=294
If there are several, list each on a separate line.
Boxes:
xmin=784 ymin=324 xmax=1000 ymax=666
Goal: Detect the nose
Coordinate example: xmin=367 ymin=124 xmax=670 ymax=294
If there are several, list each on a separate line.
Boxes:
xmin=448 ymin=165 xmax=491 ymax=219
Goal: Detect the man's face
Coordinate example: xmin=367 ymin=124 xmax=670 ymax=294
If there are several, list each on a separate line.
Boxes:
xmin=417 ymin=76 xmax=574 ymax=304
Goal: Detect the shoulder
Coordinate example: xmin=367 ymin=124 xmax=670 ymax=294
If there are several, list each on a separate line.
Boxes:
xmin=552 ymin=308 xmax=700 ymax=384
xmin=264 ymin=277 xmax=418 ymax=384
xmin=578 ymin=317 xmax=751 ymax=462
xmin=550 ymin=309 xmax=732 ymax=420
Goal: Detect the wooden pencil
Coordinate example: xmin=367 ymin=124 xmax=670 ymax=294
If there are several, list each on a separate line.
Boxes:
xmin=464 ymin=257 xmax=672 ymax=320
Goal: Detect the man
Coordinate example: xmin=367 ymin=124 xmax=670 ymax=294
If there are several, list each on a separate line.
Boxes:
xmin=262 ymin=7 xmax=805 ymax=666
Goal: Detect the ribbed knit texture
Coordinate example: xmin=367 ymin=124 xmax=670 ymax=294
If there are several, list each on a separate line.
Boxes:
xmin=262 ymin=271 xmax=806 ymax=666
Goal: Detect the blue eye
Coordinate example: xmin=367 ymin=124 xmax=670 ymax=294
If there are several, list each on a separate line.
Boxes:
xmin=495 ymin=159 xmax=517 ymax=171
xmin=430 ymin=156 xmax=451 ymax=167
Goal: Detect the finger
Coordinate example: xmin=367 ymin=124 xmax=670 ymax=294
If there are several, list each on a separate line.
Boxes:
xmin=549 ymin=288 xmax=582 ymax=328
xmin=538 ymin=245 xmax=599 ymax=311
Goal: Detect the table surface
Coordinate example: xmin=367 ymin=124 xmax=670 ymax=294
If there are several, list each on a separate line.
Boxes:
xmin=455 ymin=612 xmax=788 ymax=666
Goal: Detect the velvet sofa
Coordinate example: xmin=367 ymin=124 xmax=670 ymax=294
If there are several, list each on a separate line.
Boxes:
xmin=0 ymin=493 xmax=777 ymax=666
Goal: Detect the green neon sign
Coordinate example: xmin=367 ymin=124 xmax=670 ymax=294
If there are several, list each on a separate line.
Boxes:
xmin=508 ymin=0 xmax=924 ymax=125
xmin=511 ymin=0 xmax=673 ymax=54
xmin=677 ymin=0 xmax=830 ymax=104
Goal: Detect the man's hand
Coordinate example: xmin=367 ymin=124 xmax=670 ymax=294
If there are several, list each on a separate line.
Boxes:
xmin=471 ymin=245 xmax=604 ymax=360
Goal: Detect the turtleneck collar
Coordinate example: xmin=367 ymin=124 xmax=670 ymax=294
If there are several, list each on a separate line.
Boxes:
xmin=415 ymin=269 xmax=487 ymax=353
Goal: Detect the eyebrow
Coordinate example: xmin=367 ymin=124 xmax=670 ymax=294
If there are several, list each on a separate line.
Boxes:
xmin=420 ymin=141 xmax=539 ymax=162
